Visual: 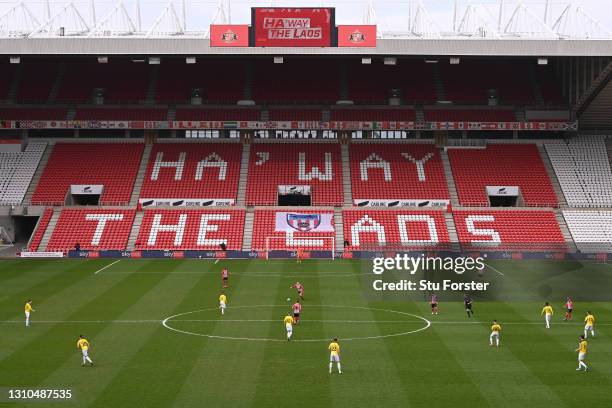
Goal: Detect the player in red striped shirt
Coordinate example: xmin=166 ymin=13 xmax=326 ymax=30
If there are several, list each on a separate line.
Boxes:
xmin=564 ymin=297 xmax=574 ymax=321
xmin=290 ymin=282 xmax=304 ymax=300
xmin=221 ymin=267 xmax=229 ymax=288
xmin=292 ymin=300 xmax=302 ymax=324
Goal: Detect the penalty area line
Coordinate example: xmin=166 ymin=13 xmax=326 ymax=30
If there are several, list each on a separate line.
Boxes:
xmin=484 ymin=262 xmax=505 ymax=276
xmin=94 ymin=259 xmax=121 ymax=275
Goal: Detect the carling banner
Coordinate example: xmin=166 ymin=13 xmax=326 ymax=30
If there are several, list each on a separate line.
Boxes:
xmin=275 ymin=212 xmax=334 ymax=232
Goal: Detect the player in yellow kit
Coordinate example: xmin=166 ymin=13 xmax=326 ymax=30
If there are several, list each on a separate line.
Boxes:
xmin=584 ymin=311 xmax=595 ymax=338
xmin=575 ymin=335 xmax=589 ymax=371
xmin=77 ymin=335 xmax=94 ymax=367
xmin=24 ymin=299 xmax=34 ymax=327
xmin=328 ymin=338 xmax=342 ymax=374
xmin=489 ymin=320 xmax=501 ymax=347
xmin=541 ymin=302 xmax=554 ymax=329
xmin=284 ymin=313 xmax=294 ymax=341
xmin=219 ymin=292 xmax=227 ymax=316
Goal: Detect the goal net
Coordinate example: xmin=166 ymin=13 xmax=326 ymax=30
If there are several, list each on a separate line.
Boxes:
xmin=265 ymin=233 xmax=335 ymax=260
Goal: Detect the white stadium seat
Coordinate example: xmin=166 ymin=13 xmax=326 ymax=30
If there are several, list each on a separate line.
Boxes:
xmin=0 ymin=142 xmax=46 ymax=205
xmin=545 ymin=137 xmax=612 ymax=207
xmin=563 ymin=211 xmax=612 ymax=253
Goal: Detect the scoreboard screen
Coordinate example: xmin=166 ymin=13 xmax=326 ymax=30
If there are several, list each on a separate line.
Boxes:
xmin=252 ymin=8 xmax=334 ymax=47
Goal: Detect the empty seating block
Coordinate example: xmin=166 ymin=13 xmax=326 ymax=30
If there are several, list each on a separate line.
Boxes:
xmin=268 ymin=109 xmax=322 ymax=121
xmin=563 ymin=211 xmax=612 ymax=253
xmin=140 ymin=143 xmax=241 ymax=202
xmin=136 ymin=209 xmax=245 ymax=250
xmin=27 ymin=208 xmax=53 ymax=251
xmin=0 ymin=108 xmax=67 ymax=120
xmin=342 ymin=209 xmax=450 ymax=250
xmin=246 ymin=143 xmax=343 ymax=206
xmin=74 ymin=108 xmax=167 ymax=121
xmin=174 ymin=108 xmax=259 ymax=121
xmin=545 ymin=138 xmax=612 ymax=207
xmin=453 ymin=210 xmax=565 ymax=251
xmin=32 ymin=143 xmax=144 ymax=205
xmin=46 ymin=208 xmax=135 ymax=251
xmin=448 ymin=144 xmax=557 ymax=207
xmin=251 ymin=209 xmax=335 ymax=251
xmin=424 ymin=109 xmax=516 ymax=122
xmin=330 ymin=109 xmax=416 ymax=122
xmin=0 ymin=142 xmax=46 ymax=205
xmin=350 ymin=143 xmax=449 ymax=201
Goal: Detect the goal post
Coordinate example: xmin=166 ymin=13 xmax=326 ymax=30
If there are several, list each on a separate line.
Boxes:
xmin=265 ymin=235 xmax=335 ymax=260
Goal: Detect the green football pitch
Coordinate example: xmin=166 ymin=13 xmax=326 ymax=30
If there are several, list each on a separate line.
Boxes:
xmin=1 ymin=258 xmax=611 ymax=408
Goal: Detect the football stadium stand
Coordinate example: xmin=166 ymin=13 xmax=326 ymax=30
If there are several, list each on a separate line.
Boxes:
xmin=251 ymin=209 xmax=335 ymax=251
xmin=349 ymin=143 xmax=449 ymax=202
xmin=246 ymin=142 xmax=343 ymax=206
xmin=330 ymin=108 xmax=416 ymax=121
xmin=46 ymin=208 xmax=136 ymax=251
xmin=342 ymin=209 xmax=450 ymax=250
xmin=139 ymin=142 xmax=242 ymax=203
xmin=545 ymin=138 xmax=612 ymax=207
xmin=453 ymin=210 xmax=565 ymax=251
xmin=27 ymin=208 xmax=53 ymax=251
xmin=0 ymin=142 xmax=46 ymax=205
xmin=563 ymin=211 xmax=612 ymax=253
xmin=135 ymin=209 xmax=245 ymax=250
xmin=32 ymin=143 xmax=144 ymax=206
xmin=424 ymin=109 xmax=516 ymax=122
xmin=0 ymin=108 xmax=68 ymax=120
xmin=268 ymin=109 xmax=322 ymax=121
xmin=448 ymin=144 xmax=558 ymax=207
xmin=74 ymin=107 xmax=168 ymax=121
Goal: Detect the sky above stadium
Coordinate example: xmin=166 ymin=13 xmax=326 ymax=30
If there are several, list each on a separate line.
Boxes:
xmin=1 ymin=0 xmax=610 ymax=35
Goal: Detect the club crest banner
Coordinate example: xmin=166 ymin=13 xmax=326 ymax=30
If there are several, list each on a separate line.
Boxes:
xmin=275 ymin=212 xmax=334 ymax=232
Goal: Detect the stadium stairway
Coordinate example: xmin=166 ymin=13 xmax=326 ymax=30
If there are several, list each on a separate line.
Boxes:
xmin=440 ymin=149 xmax=459 ymax=206
xmin=7 ymin=64 xmax=22 ymax=102
xmin=528 ymin=64 xmax=545 ymax=106
xmin=241 ymin=208 xmax=255 ymax=251
xmin=237 ymin=143 xmax=251 ymax=206
xmin=444 ymin=212 xmax=461 ymax=251
xmin=145 ymin=65 xmax=160 ymax=104
xmin=334 ymin=207 xmax=344 ymax=251
xmin=555 ymin=210 xmax=578 ymax=253
xmin=129 ymin=144 xmax=153 ymax=206
xmin=432 ymin=64 xmax=446 ymax=101
xmin=167 ymin=105 xmax=176 ymax=121
xmin=341 ymin=143 xmax=352 ymax=205
xmin=126 ymin=211 xmax=144 ymax=250
xmin=47 ymin=62 xmax=66 ymax=103
xmin=538 ymin=145 xmax=568 ymax=207
xmin=22 ymin=143 xmax=53 ymax=205
xmin=38 ymin=208 xmax=61 ymax=251
xmin=515 ymin=107 xmax=526 ymax=122
xmin=607 ymin=137 xmax=612 ymax=167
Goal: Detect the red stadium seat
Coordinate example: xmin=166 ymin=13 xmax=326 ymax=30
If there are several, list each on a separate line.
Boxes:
xmin=268 ymin=109 xmax=322 ymax=121
xmin=136 ymin=209 xmax=245 ymax=250
xmin=32 ymin=143 xmax=144 ymax=206
xmin=448 ymin=144 xmax=557 ymax=207
xmin=46 ymin=208 xmax=135 ymax=251
xmin=140 ymin=143 xmax=241 ymax=202
xmin=174 ymin=108 xmax=260 ymax=121
xmin=251 ymin=209 xmax=335 ymax=251
xmin=342 ymin=209 xmax=450 ymax=250
xmin=27 ymin=208 xmax=54 ymax=251
xmin=74 ymin=107 xmax=168 ymax=121
xmin=0 ymin=107 xmax=67 ymax=120
xmin=350 ymin=143 xmax=449 ymax=201
xmin=246 ymin=143 xmax=343 ymax=206
xmin=424 ymin=109 xmax=516 ymax=122
xmin=330 ymin=109 xmax=416 ymax=121
xmin=453 ymin=210 xmax=565 ymax=251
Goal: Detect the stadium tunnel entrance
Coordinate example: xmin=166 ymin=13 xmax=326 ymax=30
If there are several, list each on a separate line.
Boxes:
xmin=278 ymin=185 xmax=311 ymax=206
xmin=487 ymin=186 xmax=523 ymax=207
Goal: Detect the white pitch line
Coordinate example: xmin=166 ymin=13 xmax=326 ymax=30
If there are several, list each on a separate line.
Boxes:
xmin=94 ymin=259 xmax=121 ymax=275
xmin=484 ymin=262 xmax=505 ymax=276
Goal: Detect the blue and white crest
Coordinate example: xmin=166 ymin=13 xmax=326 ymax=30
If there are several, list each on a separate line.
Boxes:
xmin=286 ymin=213 xmax=321 ymax=232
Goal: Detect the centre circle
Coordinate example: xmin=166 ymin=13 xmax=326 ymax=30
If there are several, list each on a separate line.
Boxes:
xmin=162 ymin=304 xmax=431 ymax=342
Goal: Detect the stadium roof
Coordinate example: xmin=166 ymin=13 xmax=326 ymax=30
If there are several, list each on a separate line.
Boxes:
xmin=0 ymin=37 xmax=611 ymax=57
